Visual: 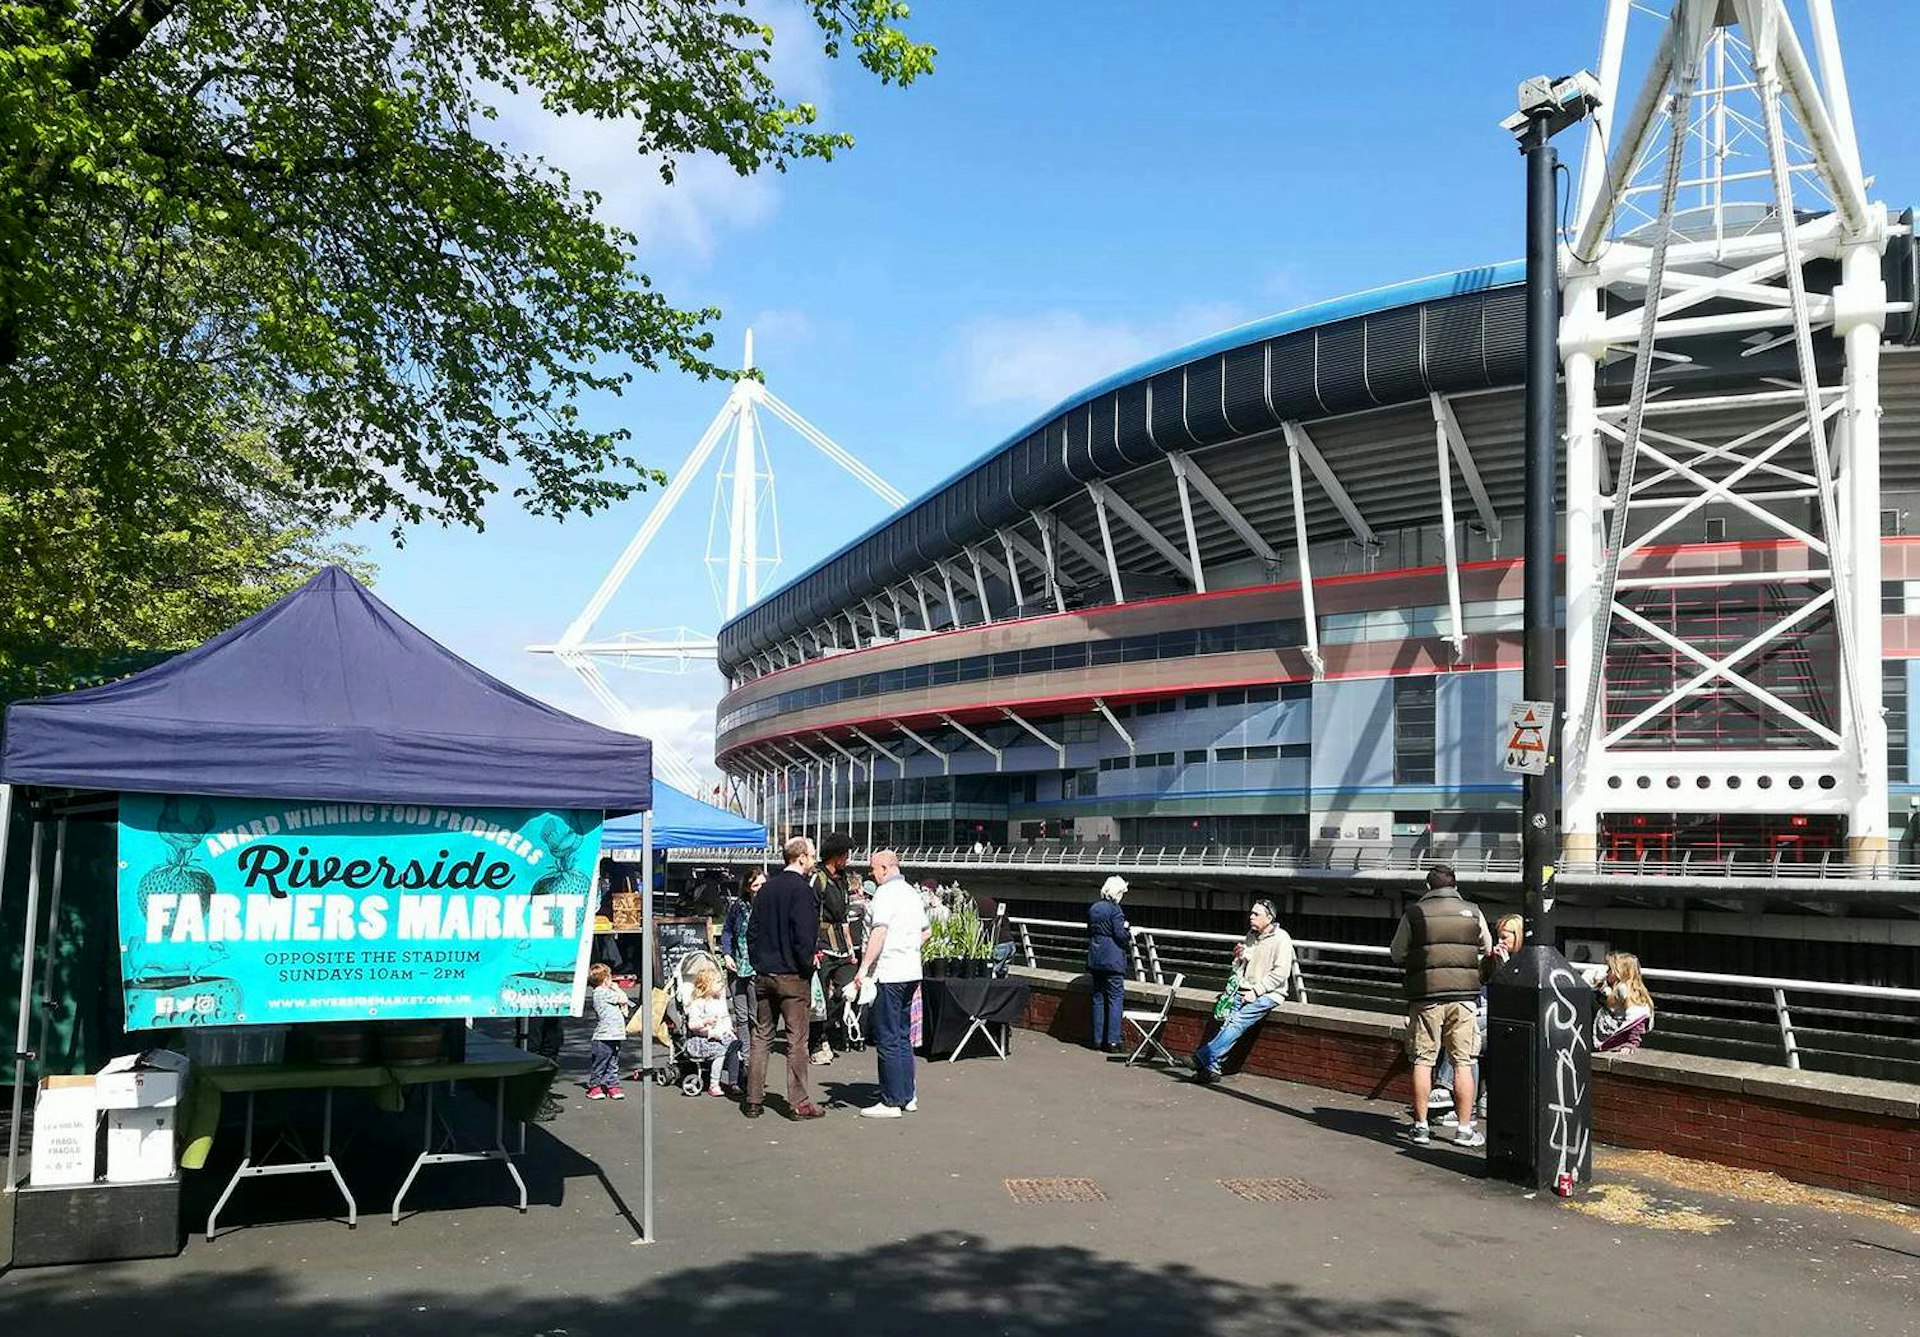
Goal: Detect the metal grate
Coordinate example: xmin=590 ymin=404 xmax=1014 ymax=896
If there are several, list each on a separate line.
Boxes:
xmin=1004 ymin=1177 xmax=1108 ymax=1205
xmin=1218 ymin=1177 xmax=1330 ymax=1203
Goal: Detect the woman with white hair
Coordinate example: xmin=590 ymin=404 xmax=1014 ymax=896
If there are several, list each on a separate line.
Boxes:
xmin=1085 ymin=875 xmax=1133 ymax=1053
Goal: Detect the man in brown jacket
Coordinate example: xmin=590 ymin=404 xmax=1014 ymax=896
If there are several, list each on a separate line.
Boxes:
xmin=1389 ymin=865 xmax=1491 ymax=1148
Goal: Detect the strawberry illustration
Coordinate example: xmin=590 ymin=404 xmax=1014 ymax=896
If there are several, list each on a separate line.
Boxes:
xmin=138 ymin=797 xmax=218 ymax=914
xmin=530 ymin=814 xmax=591 ymax=897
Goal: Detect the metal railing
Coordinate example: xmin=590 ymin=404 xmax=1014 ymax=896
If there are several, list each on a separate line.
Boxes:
xmin=665 ymin=843 xmax=1920 ymax=885
xmin=1009 ymin=915 xmax=1920 ymax=1077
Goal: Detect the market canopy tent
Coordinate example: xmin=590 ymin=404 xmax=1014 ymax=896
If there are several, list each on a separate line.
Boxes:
xmin=0 ymin=566 xmax=650 ymax=810
xmin=602 ymin=784 xmax=764 ymax=851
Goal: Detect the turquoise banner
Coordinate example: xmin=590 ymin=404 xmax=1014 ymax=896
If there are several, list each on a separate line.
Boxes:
xmin=117 ymin=794 xmax=603 ymax=1030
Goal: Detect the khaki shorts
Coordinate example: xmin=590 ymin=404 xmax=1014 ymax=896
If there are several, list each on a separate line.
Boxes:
xmin=1407 ymin=1001 xmax=1480 ymax=1067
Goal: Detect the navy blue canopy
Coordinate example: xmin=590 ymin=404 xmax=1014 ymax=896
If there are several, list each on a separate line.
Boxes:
xmin=601 ymin=783 xmax=765 ymax=851
xmin=1 ymin=566 xmax=652 ymax=812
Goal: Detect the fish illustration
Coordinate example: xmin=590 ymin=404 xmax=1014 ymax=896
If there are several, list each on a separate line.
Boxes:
xmin=138 ymin=797 xmax=218 ymax=914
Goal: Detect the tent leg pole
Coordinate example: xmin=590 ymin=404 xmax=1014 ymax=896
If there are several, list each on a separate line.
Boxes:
xmin=640 ymin=810 xmax=654 ymax=1243
xmin=6 ymin=811 xmax=46 ymax=1192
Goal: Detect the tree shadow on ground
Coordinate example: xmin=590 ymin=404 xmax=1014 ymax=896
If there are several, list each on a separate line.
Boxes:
xmin=0 ymin=1230 xmax=1463 ymax=1337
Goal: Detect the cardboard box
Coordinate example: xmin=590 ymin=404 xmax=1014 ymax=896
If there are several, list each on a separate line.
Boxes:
xmin=104 ymin=1107 xmax=177 ymax=1183
xmin=95 ymin=1049 xmax=189 ymax=1109
xmin=30 ymin=1076 xmax=98 ymax=1187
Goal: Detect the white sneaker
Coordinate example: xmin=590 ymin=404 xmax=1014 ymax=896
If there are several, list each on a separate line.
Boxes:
xmin=904 ymin=1098 xmax=918 ymax=1112
xmin=1436 ymin=1109 xmax=1458 ymax=1127
xmin=811 ymin=1045 xmax=834 ymax=1066
xmin=858 ymin=1104 xmax=903 ymax=1119
xmin=1454 ymin=1125 xmax=1486 ymax=1149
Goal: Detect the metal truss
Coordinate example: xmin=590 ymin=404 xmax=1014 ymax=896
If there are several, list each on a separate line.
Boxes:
xmin=1561 ymin=0 xmax=1906 ymax=864
xmin=533 ymin=329 xmax=904 ymax=795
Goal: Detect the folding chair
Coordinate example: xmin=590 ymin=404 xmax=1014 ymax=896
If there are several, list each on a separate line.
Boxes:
xmin=1123 ymin=973 xmax=1184 ymax=1067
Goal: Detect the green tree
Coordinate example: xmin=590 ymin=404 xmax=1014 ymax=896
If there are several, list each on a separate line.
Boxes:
xmin=0 ymin=0 xmax=932 ymax=649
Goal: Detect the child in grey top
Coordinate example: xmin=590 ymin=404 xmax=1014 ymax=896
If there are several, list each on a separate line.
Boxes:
xmin=584 ymin=962 xmax=631 ymax=1099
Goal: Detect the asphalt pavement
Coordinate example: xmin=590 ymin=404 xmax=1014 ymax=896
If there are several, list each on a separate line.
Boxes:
xmin=3 ymin=1023 xmax=1916 ymax=1336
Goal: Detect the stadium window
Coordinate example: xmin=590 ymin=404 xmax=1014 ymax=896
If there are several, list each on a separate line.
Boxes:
xmin=1281 ymin=682 xmax=1312 ymax=702
xmin=1393 ymin=676 xmax=1437 ymax=785
xmin=1279 ymin=743 xmax=1310 ymax=758
xmin=1244 ymin=745 xmax=1279 ymax=761
xmin=1215 ymin=688 xmax=1246 ymax=707
xmin=1063 ymin=716 xmax=1100 ymax=744
xmin=1184 ymin=693 xmax=1212 ymax=711
xmin=1245 ymin=685 xmax=1279 ymax=704
xmin=1183 ymin=749 xmax=1209 ymax=764
xmin=1214 ymin=746 xmax=1246 ymax=762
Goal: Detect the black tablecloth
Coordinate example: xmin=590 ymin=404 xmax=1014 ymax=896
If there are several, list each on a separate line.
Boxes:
xmin=917 ymin=978 xmax=1031 ymax=1059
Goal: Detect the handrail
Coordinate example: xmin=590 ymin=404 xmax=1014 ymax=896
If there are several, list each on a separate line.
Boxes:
xmin=659 ymin=843 xmax=1920 ymax=885
xmin=1006 ymin=914 xmax=1919 ymax=1073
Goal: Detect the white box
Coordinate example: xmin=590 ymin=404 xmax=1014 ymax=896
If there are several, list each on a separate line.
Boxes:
xmin=30 ymin=1076 xmax=98 ymax=1186
xmin=104 ymin=1107 xmax=177 ymax=1183
xmin=95 ymin=1049 xmax=190 ymax=1109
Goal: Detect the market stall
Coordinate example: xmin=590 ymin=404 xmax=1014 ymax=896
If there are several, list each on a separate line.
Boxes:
xmin=0 ymin=566 xmax=663 ymax=1263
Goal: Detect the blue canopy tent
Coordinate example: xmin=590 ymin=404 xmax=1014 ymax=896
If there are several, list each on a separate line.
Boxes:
xmin=602 ymin=784 xmax=765 ymax=851
xmin=0 ymin=567 xmax=670 ymax=1236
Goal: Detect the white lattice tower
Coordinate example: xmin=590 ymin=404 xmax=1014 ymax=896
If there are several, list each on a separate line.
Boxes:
xmin=1560 ymin=0 xmax=1905 ymax=866
xmin=529 ymin=330 xmax=907 ymax=795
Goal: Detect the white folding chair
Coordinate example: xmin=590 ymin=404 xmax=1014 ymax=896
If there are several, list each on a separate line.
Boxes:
xmin=1123 ymin=973 xmax=1184 ymax=1067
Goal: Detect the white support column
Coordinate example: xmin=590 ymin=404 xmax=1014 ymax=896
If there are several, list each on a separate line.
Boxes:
xmin=1089 ymin=481 xmax=1195 ymax=585
xmin=892 ymin=720 xmax=951 ymax=775
xmin=1429 ymin=394 xmax=1504 ymax=542
xmin=1170 ymin=450 xmax=1279 ymax=566
xmin=1282 ymin=421 xmax=1376 ymax=547
xmin=912 ymin=578 xmax=934 ymax=630
xmin=1032 ymin=511 xmax=1067 ymax=613
xmin=1166 ymin=455 xmax=1207 ymax=593
xmin=1837 ymin=235 xmax=1889 ymax=861
xmin=1432 ymin=405 xmax=1467 ymax=662
xmin=1092 ymin=698 xmax=1136 ymax=754
xmin=940 ymin=714 xmax=1003 ymax=772
xmin=966 ymin=546 xmax=993 ymax=623
xmin=938 ymin=562 xmax=962 ymax=626
xmin=1050 ymin=514 xmax=1112 ymax=589
xmin=998 ymin=531 xmax=1027 ymax=611
xmin=1086 ymin=486 xmax=1127 ymax=603
xmin=1284 ymin=429 xmax=1326 ymax=678
xmin=1561 ymin=273 xmax=1606 ymax=865
xmin=816 ymin=732 xmax=865 ymax=836
xmin=849 ymin=726 xmax=906 ymax=776
xmin=1001 ymin=708 xmax=1065 ymax=765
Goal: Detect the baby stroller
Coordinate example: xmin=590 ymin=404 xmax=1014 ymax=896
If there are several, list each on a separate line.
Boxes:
xmin=637 ymin=948 xmax=728 ymax=1096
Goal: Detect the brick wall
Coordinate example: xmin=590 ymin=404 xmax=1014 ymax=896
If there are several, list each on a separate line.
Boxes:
xmin=1015 ymin=969 xmax=1920 ymax=1207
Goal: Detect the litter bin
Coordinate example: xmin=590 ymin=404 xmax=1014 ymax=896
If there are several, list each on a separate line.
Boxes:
xmin=1484 ymin=944 xmax=1593 ymax=1191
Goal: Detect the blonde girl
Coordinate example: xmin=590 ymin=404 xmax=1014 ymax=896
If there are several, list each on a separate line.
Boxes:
xmin=684 ymin=962 xmax=740 ymax=1096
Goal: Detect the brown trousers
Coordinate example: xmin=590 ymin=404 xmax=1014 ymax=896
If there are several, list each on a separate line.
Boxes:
xmin=747 ymin=972 xmax=814 ymax=1110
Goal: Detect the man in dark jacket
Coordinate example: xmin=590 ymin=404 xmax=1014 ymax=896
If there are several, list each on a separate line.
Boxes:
xmin=1389 ymin=865 xmax=1491 ymax=1148
xmin=809 ymin=833 xmax=856 ymax=1064
xmin=745 ymin=836 xmax=827 ymax=1120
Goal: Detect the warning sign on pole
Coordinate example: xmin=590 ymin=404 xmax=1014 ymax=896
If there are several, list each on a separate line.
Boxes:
xmin=1502 ymin=700 xmax=1552 ymax=776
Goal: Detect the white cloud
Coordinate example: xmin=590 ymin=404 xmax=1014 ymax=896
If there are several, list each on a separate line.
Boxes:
xmin=951 ymin=302 xmax=1250 ymax=420
xmin=474 ymin=0 xmax=838 ymax=262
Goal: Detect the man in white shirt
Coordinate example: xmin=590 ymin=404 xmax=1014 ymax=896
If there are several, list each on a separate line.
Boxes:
xmin=847 ymin=849 xmax=927 ymax=1118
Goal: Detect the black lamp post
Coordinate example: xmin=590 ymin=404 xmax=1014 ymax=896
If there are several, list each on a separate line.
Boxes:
xmin=1485 ymin=74 xmax=1600 ymax=1194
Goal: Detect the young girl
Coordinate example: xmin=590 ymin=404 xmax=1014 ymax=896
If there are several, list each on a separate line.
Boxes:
xmin=1587 ymin=951 xmax=1655 ymax=1052
xmin=683 ymin=963 xmax=740 ymax=1097
xmin=585 ymin=962 xmax=632 ymax=1100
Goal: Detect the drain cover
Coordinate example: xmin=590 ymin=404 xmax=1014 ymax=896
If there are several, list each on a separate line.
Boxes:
xmin=1218 ymin=1177 xmax=1329 ymax=1202
xmin=1004 ymin=1177 xmax=1108 ymax=1204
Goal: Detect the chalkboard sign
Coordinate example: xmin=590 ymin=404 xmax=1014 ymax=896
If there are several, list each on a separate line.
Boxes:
xmin=653 ymin=917 xmax=716 ymax=983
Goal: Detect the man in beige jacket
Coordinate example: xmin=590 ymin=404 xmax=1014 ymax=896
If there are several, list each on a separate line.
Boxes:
xmin=1191 ymin=899 xmax=1295 ymax=1081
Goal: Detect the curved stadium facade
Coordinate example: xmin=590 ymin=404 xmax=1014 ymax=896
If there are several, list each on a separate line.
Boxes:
xmin=713 ymin=242 xmax=1920 ymax=876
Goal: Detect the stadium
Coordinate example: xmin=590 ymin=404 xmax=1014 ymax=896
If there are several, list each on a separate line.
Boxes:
xmin=691 ymin=14 xmax=1920 ymax=1015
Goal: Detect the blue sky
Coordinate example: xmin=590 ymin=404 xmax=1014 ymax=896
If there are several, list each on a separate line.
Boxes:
xmin=355 ymin=1 xmax=1920 ymax=781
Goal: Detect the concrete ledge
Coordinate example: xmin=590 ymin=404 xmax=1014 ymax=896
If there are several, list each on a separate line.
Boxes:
xmin=1010 ymin=965 xmax=1920 ymax=1205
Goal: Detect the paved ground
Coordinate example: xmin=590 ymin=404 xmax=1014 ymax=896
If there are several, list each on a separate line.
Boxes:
xmin=4 ymin=1025 xmax=1917 ymax=1336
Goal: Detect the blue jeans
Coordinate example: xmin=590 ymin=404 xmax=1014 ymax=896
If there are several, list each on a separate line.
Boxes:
xmin=588 ymin=1038 xmax=622 ymax=1089
xmin=1089 ymin=970 xmax=1126 ymax=1048
xmin=871 ymin=981 xmax=919 ymax=1108
xmin=1193 ymin=995 xmax=1277 ymax=1074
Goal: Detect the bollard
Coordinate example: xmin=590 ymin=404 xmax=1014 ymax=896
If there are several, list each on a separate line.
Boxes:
xmin=1484 ymin=944 xmax=1593 ymax=1191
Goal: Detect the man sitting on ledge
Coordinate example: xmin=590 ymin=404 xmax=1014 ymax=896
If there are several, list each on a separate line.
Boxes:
xmin=1191 ymin=898 xmax=1294 ymax=1082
